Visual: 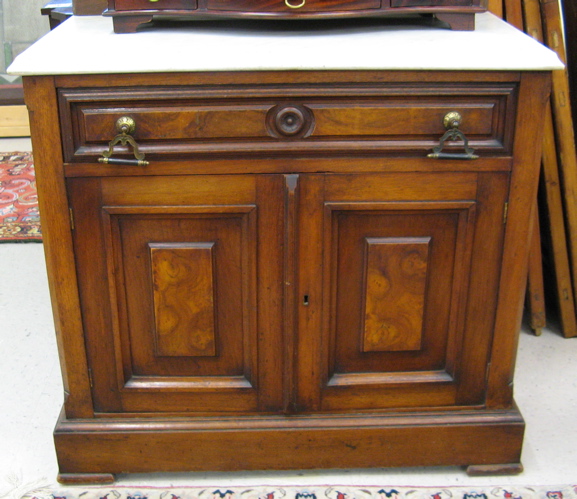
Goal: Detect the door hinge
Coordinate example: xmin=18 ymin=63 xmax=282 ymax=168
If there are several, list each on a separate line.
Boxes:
xmin=503 ymin=202 xmax=509 ymax=224
xmin=87 ymin=368 xmax=94 ymax=388
xmin=486 ymin=362 xmax=492 ymax=384
xmin=69 ymin=207 xmax=75 ymax=231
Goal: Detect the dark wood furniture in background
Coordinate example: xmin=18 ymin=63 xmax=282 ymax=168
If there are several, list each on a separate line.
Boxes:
xmin=0 ymin=1 xmax=71 ymax=112
xmin=41 ymin=1 xmax=74 ymax=29
xmin=105 ymin=0 xmax=487 ymax=32
xmin=22 ymin=62 xmax=551 ymax=482
xmin=73 ymin=0 xmax=106 ymax=14
xmin=0 ymin=84 xmax=24 ymax=105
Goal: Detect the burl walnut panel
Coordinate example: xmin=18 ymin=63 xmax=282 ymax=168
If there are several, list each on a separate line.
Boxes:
xmin=150 ymin=243 xmax=217 ymax=358
xmin=362 ymin=236 xmax=430 ymax=353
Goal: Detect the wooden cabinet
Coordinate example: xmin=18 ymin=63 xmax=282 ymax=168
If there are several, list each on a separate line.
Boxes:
xmin=18 ymin=23 xmax=555 ymax=478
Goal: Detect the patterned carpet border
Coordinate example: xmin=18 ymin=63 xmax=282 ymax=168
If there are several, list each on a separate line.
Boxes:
xmin=22 ymin=485 xmax=577 ymax=499
xmin=0 ymin=152 xmax=42 ymax=242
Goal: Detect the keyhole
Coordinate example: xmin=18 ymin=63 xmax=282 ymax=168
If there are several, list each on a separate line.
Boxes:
xmin=303 ymin=295 xmax=310 ymax=306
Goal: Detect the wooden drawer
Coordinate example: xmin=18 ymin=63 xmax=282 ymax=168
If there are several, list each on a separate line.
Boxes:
xmin=114 ymin=0 xmax=196 ymax=10
xmin=205 ymin=0 xmax=381 ymax=13
xmin=59 ymin=82 xmax=517 ymax=163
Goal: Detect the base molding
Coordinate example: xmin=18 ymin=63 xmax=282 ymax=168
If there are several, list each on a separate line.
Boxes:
xmin=54 ymin=406 xmax=525 ymax=481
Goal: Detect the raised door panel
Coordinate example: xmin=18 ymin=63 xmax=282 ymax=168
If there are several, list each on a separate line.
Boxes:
xmin=295 ymin=172 xmax=509 ymax=412
xmin=68 ymin=174 xmax=285 ymax=415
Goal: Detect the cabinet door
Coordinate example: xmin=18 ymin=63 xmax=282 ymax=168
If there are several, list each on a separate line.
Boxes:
xmin=294 ymin=172 xmax=509 ymax=412
xmin=68 ymin=174 xmax=285 ymax=415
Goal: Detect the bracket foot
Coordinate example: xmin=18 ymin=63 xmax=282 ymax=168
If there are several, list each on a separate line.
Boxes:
xmin=466 ymin=463 xmax=524 ymax=476
xmin=57 ymin=473 xmax=116 ymax=485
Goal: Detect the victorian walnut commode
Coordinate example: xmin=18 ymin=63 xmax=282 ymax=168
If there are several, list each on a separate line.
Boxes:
xmin=9 ymin=13 xmax=562 ymax=483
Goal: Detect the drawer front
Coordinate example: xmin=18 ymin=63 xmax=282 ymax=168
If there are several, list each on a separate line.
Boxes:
xmin=205 ymin=0 xmax=381 ymax=13
xmin=59 ymin=83 xmax=517 ymax=163
xmin=114 ymin=0 xmax=196 ymax=10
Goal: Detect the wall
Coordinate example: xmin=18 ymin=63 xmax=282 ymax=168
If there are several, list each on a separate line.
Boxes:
xmin=1 ymin=0 xmax=49 ymax=75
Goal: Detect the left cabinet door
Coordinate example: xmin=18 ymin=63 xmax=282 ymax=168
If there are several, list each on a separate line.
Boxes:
xmin=68 ymin=174 xmax=285 ymax=415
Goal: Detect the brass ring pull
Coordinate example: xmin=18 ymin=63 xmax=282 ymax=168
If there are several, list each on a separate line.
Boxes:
xmin=285 ymin=0 xmax=306 ymax=9
xmin=428 ymin=111 xmax=479 ymax=160
xmin=99 ymin=117 xmax=149 ymax=166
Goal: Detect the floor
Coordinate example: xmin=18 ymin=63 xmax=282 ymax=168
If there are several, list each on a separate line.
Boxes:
xmin=1 ymin=138 xmax=576 ymax=498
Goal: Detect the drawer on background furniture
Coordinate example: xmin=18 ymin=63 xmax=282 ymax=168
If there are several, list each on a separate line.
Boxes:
xmin=205 ymin=0 xmax=381 ymax=13
xmin=113 ymin=0 xmax=197 ymax=10
xmin=391 ymin=0 xmax=478 ymax=6
xmin=58 ymin=83 xmax=517 ymax=162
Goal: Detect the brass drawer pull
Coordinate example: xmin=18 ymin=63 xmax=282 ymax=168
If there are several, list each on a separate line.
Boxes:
xmin=285 ymin=0 xmax=306 ymax=8
xmin=428 ymin=111 xmax=479 ymax=160
xmin=99 ymin=117 xmax=149 ymax=166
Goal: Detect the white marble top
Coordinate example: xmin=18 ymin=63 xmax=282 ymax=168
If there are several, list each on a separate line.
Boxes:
xmin=8 ymin=12 xmax=563 ymax=75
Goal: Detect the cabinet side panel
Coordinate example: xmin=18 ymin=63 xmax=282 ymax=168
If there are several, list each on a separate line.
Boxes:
xmin=23 ymin=76 xmax=94 ymax=419
xmin=454 ymin=172 xmax=509 ymax=405
xmin=487 ymin=71 xmax=552 ymax=408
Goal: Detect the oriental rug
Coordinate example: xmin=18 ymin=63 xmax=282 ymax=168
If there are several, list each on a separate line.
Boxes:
xmin=21 ymin=484 xmax=577 ymax=499
xmin=0 ymin=152 xmax=42 ymax=242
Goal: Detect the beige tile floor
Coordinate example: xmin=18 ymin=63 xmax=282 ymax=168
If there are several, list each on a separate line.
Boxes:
xmin=1 ymin=138 xmax=576 ymax=497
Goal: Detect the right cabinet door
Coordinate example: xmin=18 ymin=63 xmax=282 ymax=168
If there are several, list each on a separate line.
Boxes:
xmin=295 ymin=171 xmax=510 ymax=412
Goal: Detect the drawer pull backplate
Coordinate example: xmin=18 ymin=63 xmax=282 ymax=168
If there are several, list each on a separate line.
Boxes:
xmin=99 ymin=117 xmax=150 ymax=166
xmin=428 ymin=111 xmax=479 ymax=160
